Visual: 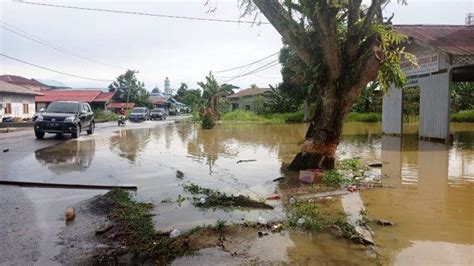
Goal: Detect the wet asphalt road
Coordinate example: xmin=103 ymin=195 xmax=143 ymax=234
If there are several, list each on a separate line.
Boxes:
xmin=0 ymin=117 xmax=183 ymax=266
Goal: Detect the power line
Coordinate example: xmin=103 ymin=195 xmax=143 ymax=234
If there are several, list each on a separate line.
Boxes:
xmin=0 ymin=53 xmax=114 ymax=82
xmin=218 ymin=59 xmax=281 ymax=83
xmin=213 ymin=51 xmax=279 ymax=73
xmin=0 ymin=21 xmax=127 ymax=70
xmin=14 ymin=0 xmax=270 ymax=25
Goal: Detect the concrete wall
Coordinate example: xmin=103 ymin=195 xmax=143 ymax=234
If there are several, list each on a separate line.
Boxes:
xmin=418 ymin=71 xmax=451 ymax=140
xmin=0 ymin=93 xmax=36 ymax=120
xmin=382 ymin=85 xmax=403 ymax=135
xmin=228 ymin=95 xmax=267 ymax=113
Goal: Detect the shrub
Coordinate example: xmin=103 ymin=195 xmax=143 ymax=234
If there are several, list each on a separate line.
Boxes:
xmin=201 ymin=114 xmax=215 ymax=129
xmin=323 ymin=170 xmax=348 ymax=188
xmin=94 ymin=109 xmax=118 ymax=121
xmin=284 ymin=112 xmax=304 ymax=123
xmin=346 ymin=112 xmax=381 ymax=122
xmin=451 ymin=109 xmax=474 ymax=122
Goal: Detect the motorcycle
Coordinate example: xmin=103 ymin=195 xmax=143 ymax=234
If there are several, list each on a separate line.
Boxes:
xmin=118 ymin=115 xmax=126 ymax=127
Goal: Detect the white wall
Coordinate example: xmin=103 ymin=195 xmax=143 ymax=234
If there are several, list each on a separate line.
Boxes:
xmin=0 ymin=93 xmax=36 ymax=120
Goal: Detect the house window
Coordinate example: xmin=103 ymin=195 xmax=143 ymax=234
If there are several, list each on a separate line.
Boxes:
xmin=245 ymin=105 xmax=250 ymax=111
xmin=5 ymin=103 xmax=12 ymax=114
xmin=23 ymin=103 xmax=29 ymax=114
xmin=232 ymin=103 xmax=239 ymax=110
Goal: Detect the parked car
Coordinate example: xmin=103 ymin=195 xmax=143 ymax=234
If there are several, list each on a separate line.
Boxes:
xmin=34 ymin=101 xmax=94 ymax=139
xmin=129 ymin=107 xmax=149 ymax=122
xmin=150 ymin=108 xmax=166 ymax=120
xmin=2 ymin=117 xmax=13 ymax=123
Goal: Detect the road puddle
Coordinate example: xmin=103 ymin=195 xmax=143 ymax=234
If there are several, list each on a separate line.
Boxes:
xmin=6 ymin=122 xmax=474 ymax=264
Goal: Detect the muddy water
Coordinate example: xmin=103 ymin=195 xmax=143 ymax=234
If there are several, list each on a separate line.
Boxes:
xmin=7 ymin=122 xmax=474 ymax=264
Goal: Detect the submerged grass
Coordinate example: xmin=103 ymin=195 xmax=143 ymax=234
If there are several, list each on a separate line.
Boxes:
xmin=182 ymin=182 xmax=273 ymax=210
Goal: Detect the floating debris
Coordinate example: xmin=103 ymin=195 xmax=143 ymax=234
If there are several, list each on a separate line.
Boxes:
xmin=272 ymin=177 xmax=285 ymax=182
xmin=236 ymin=159 xmax=257 ymax=164
xmin=176 ymin=170 xmax=185 ymax=179
xmin=368 ymin=162 xmax=383 ymax=168
xmin=375 ymin=219 xmax=395 ymax=226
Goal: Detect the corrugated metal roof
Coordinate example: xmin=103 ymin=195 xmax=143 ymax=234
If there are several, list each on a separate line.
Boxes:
xmin=92 ymin=92 xmax=114 ymax=102
xmin=150 ymin=96 xmax=170 ymax=104
xmin=394 ymin=25 xmax=474 ymax=55
xmin=227 ymin=88 xmax=271 ymax=99
xmin=0 ymin=81 xmax=43 ymax=95
xmin=36 ymin=90 xmax=102 ymax=102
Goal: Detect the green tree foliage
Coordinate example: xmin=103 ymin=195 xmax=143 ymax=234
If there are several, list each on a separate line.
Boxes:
xmin=268 ymin=84 xmax=300 ymax=113
xmin=451 ymin=82 xmax=474 ymax=112
xmin=109 ymin=70 xmax=151 ymax=108
xmin=351 ymin=82 xmax=382 ymax=113
xmin=198 ymin=72 xmax=235 ymax=118
xmin=174 ymin=83 xmax=189 ymax=102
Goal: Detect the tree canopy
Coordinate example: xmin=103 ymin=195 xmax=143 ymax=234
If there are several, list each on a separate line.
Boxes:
xmin=109 ymin=70 xmax=151 ymax=108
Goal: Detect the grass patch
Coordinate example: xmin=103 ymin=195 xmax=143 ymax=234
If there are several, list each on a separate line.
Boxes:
xmin=287 ymin=201 xmax=328 ymax=231
xmin=451 ymin=109 xmax=474 ymax=122
xmin=182 ymin=182 xmax=273 ymax=210
xmin=221 ymin=110 xmax=304 ymax=124
xmin=94 ymin=109 xmax=118 ymax=121
xmin=108 ymin=189 xmax=155 ymax=248
xmin=346 ymin=112 xmax=381 ymax=122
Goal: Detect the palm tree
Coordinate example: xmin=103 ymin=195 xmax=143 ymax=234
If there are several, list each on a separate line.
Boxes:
xmin=198 ymin=72 xmax=234 ymax=119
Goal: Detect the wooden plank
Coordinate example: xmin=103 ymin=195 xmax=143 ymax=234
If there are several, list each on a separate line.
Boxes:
xmin=0 ymin=180 xmax=137 ymax=190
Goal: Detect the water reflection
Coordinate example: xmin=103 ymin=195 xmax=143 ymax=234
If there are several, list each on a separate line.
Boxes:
xmin=109 ymin=129 xmax=151 ymax=162
xmin=34 ymin=139 xmax=95 ymax=174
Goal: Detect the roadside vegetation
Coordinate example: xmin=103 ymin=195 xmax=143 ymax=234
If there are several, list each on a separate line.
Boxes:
xmin=93 ymin=109 xmax=118 ymax=121
xmin=182 ymin=182 xmax=273 ymax=210
xmin=221 ymin=110 xmax=304 ymax=124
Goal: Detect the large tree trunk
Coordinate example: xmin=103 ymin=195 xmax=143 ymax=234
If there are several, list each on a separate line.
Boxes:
xmin=303 ymin=95 xmax=311 ymax=122
xmin=288 ymin=88 xmax=352 ymax=171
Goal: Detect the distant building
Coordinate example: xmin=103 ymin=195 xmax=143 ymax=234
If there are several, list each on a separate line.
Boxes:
xmin=106 ymin=102 xmax=135 ymax=113
xmin=226 ymin=87 xmax=272 ymax=112
xmin=0 ymin=81 xmax=43 ymax=120
xmin=164 ymin=77 xmax=171 ymax=95
xmin=33 ymin=79 xmax=70 ymax=89
xmin=466 ymin=13 xmax=474 ymax=25
xmin=0 ymin=74 xmax=48 ymax=91
xmin=35 ymin=90 xmax=114 ymax=111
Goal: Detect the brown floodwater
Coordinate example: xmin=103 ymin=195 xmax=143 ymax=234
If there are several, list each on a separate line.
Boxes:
xmin=8 ymin=121 xmax=474 ymax=264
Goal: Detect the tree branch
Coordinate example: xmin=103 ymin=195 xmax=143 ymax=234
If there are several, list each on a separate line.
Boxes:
xmin=253 ymin=0 xmax=314 ymax=66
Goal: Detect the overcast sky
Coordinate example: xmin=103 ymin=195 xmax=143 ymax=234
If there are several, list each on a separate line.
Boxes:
xmin=0 ymin=0 xmax=472 ymax=91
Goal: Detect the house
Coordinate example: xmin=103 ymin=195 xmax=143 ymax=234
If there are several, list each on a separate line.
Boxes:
xmin=0 ymin=74 xmax=49 ymax=91
xmin=150 ymin=95 xmax=173 ymax=114
xmin=226 ymin=87 xmax=272 ymax=112
xmin=106 ymin=102 xmax=135 ymax=113
xmin=35 ymin=90 xmax=114 ymax=111
xmin=0 ymin=81 xmax=43 ymax=120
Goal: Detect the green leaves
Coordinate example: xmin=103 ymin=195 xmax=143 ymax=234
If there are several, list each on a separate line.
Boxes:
xmin=109 ymin=70 xmax=151 ymax=108
xmin=371 ymin=24 xmax=418 ymax=92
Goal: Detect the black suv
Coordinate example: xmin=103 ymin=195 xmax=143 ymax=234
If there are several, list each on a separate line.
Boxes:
xmin=34 ymin=101 xmax=95 ymax=139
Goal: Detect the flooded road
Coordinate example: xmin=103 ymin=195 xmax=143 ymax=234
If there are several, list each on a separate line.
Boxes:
xmin=2 ymin=121 xmax=473 ymax=265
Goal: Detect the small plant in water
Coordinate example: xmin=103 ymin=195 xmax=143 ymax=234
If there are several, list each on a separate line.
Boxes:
xmin=323 ymin=170 xmax=348 ymax=188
